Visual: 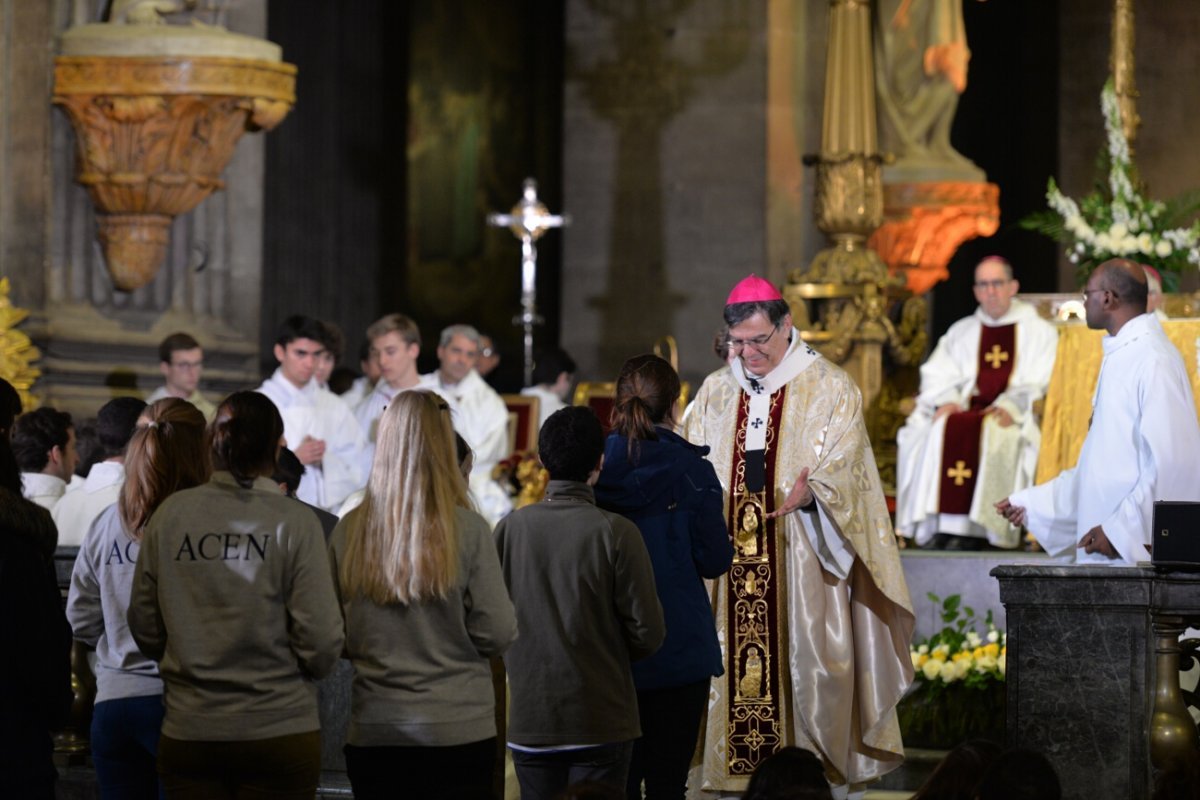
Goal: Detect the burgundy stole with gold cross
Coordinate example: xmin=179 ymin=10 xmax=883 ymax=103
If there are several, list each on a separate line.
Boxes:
xmin=724 ymin=384 xmax=789 ymax=777
xmin=938 ymin=323 xmax=1016 ymax=513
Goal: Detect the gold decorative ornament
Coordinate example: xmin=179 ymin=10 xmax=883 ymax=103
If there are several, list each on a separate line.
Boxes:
xmin=0 ymin=278 xmax=41 ymax=409
xmin=53 ymin=13 xmax=295 ymax=291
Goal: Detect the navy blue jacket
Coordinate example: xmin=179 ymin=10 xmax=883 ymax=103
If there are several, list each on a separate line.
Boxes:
xmin=594 ymin=428 xmax=733 ymax=690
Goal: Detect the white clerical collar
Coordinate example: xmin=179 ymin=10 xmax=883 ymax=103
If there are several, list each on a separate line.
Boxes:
xmin=975 ymin=298 xmax=1030 ymax=327
xmin=1103 ymin=312 xmax=1160 ymax=356
xmin=729 ymin=328 xmax=820 ymax=452
xmin=272 ymin=368 xmax=317 ymax=399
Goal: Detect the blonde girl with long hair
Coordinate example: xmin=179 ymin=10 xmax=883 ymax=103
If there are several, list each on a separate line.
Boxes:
xmin=330 ymin=390 xmax=516 ymax=800
xmin=66 ymin=397 xmax=209 ymax=799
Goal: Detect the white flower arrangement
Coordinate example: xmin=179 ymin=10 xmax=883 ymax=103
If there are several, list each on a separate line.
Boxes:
xmin=908 ymin=593 xmax=1006 ymax=690
xmin=1023 ymin=79 xmax=1200 ymax=291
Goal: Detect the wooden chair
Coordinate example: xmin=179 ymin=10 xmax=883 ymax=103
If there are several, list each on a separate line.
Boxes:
xmin=572 ymin=381 xmax=616 ymax=437
xmin=500 ymin=394 xmax=540 ymax=456
xmin=572 ymin=380 xmax=691 ymax=436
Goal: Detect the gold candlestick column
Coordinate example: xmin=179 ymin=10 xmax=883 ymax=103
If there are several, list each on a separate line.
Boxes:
xmin=802 ymin=0 xmax=888 ymax=286
xmin=1110 ymin=0 xmax=1139 ymax=152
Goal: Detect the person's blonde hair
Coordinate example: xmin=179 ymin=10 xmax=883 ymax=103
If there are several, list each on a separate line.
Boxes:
xmin=340 ymin=390 xmax=466 ymax=604
xmin=120 ymin=398 xmax=210 ymax=540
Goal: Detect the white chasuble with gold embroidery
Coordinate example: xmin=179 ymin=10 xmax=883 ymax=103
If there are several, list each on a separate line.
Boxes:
xmin=683 ymin=341 xmax=914 ymax=793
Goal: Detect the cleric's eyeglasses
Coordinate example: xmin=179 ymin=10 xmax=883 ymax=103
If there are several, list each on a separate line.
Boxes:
xmin=726 ymin=326 xmax=779 ymax=354
xmin=974 ymin=279 xmax=1010 ymax=291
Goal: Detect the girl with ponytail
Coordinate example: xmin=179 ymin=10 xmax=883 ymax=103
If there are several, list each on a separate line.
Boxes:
xmin=126 ymin=391 xmax=344 ymax=798
xmin=595 ymin=354 xmax=734 ymax=799
xmin=67 ymin=397 xmax=209 ymax=799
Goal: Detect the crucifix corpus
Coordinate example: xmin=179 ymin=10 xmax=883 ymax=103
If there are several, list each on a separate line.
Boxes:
xmin=487 ymin=178 xmax=569 ymax=387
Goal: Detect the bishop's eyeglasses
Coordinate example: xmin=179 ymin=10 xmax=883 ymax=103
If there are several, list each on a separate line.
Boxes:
xmin=726 ymin=325 xmax=780 ymax=354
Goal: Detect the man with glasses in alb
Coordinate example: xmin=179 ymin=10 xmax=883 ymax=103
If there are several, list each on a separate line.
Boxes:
xmin=895 ymin=256 xmax=1059 ymax=550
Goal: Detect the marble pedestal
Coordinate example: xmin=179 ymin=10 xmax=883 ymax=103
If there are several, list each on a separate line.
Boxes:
xmin=993 ymin=564 xmax=1200 ymax=800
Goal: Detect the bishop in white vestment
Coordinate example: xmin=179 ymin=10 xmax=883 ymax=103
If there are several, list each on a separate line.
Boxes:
xmin=684 ymin=276 xmax=914 ymax=796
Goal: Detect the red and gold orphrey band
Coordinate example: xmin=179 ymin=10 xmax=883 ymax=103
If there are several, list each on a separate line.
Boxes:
xmin=725 ymin=387 xmax=788 ymax=777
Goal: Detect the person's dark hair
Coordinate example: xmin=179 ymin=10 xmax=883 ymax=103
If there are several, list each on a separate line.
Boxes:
xmin=0 ymin=432 xmax=20 ymax=492
xmin=272 ymin=446 xmax=305 ymax=497
xmin=319 ymin=320 xmax=345 ymax=362
xmin=274 ymin=314 xmax=327 ymax=348
xmin=0 ymin=377 xmax=22 ymax=437
xmin=158 ymin=332 xmax=202 ymax=364
xmin=454 ymin=432 xmax=473 ymax=469
xmin=910 ymin=738 xmax=1001 ymax=800
xmin=73 ymin=423 xmax=102 ymax=478
xmin=975 ymin=748 xmax=1061 ymax=800
xmin=358 ymin=339 xmax=372 ymax=363
xmin=96 ymin=397 xmax=148 ymax=459
xmin=209 ymin=391 xmax=285 ymax=489
xmin=1098 ymin=259 xmax=1149 ymax=312
xmin=11 ymin=407 xmax=73 ymax=472
xmin=538 ymin=406 xmax=605 ymax=482
xmin=611 ymin=354 xmax=680 ymax=461
xmin=531 ymin=347 xmax=577 ymax=387
xmin=742 ymin=746 xmax=831 ymax=800
xmin=724 ymin=298 xmax=791 ymax=329
xmin=329 ymin=366 xmax=358 ymax=396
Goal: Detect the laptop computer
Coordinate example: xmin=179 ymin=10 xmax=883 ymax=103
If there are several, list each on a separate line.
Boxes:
xmin=1151 ymin=501 xmax=1200 ymax=569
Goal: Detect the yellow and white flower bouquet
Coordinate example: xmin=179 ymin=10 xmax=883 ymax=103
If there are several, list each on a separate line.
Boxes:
xmin=898 ymin=593 xmax=1007 ymax=748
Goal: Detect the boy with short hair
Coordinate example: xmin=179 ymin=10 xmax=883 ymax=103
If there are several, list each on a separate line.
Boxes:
xmin=495 ymin=407 xmax=665 ymax=800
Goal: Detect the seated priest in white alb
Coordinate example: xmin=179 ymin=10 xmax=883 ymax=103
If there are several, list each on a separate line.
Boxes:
xmin=896 ymin=256 xmax=1059 ymax=549
xmin=257 ymin=315 xmax=368 ymax=513
xmin=520 ymin=347 xmax=576 ymax=429
xmin=998 ymin=259 xmax=1200 ymax=565
xmin=420 ymin=324 xmax=513 ymax=526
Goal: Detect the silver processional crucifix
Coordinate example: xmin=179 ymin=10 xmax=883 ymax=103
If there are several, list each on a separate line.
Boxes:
xmin=487 ymin=178 xmax=570 ymax=387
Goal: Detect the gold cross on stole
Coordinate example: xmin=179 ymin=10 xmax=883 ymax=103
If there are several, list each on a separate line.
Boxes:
xmin=946 ymin=460 xmax=973 ymax=486
xmin=984 ymin=344 xmax=1009 ymax=369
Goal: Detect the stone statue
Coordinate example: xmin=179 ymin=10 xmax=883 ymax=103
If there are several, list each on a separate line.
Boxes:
xmin=109 ymin=0 xmax=192 ymax=25
xmin=874 ymin=0 xmax=985 ymax=182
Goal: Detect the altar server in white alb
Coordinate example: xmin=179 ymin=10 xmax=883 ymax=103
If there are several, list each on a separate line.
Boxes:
xmin=420 ymin=324 xmax=512 ymax=526
xmin=896 ymin=256 xmax=1059 ymax=549
xmin=257 ymin=315 xmax=367 ymax=513
xmin=998 ymin=259 xmax=1200 ymax=565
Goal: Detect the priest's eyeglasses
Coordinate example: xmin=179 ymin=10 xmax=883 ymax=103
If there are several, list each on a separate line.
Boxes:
xmin=974 ymin=279 xmax=1010 ymax=290
xmin=726 ymin=325 xmax=779 ymax=353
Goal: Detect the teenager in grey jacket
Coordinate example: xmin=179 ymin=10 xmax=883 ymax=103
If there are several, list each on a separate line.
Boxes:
xmin=330 ymin=390 xmax=517 ymax=800
xmin=127 ymin=392 xmax=344 ymax=798
xmin=496 ymin=406 xmax=665 ymax=800
xmin=67 ymin=398 xmax=209 ymax=799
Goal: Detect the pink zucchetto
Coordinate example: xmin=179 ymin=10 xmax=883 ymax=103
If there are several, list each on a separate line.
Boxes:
xmin=1142 ymin=264 xmax=1161 ymax=286
xmin=725 ymin=274 xmax=783 ymax=306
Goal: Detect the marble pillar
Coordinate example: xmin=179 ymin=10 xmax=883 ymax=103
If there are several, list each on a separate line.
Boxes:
xmin=1 ymin=0 xmax=269 ymax=419
xmin=994 ymin=564 xmax=1200 ymax=800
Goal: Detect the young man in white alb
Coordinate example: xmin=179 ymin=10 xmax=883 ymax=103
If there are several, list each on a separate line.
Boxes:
xmin=257 ymin=315 xmax=367 ymax=512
